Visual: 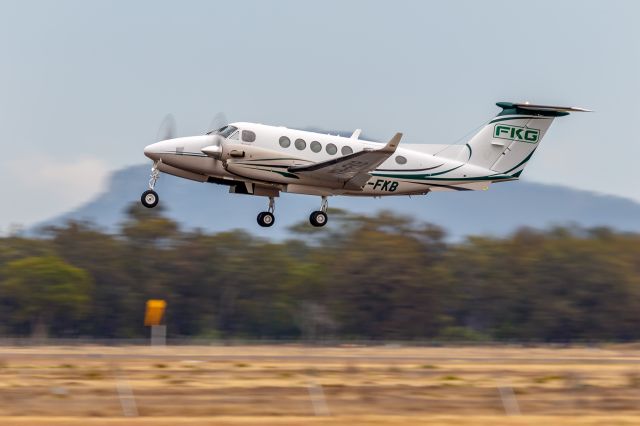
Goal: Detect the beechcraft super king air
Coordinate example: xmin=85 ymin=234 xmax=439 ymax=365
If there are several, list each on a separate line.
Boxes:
xmin=141 ymin=102 xmax=589 ymax=227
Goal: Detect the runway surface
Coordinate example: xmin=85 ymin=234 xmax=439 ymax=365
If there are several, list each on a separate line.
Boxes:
xmin=1 ymin=345 xmax=639 ymax=425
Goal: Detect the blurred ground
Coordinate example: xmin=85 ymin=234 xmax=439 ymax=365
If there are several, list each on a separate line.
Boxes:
xmin=1 ymin=345 xmax=640 ymax=425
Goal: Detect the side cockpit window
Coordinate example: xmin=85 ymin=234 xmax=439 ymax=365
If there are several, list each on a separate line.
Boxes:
xmin=242 ymin=130 xmax=256 ymax=142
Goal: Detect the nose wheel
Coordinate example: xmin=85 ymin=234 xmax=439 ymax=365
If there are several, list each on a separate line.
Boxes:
xmin=257 ymin=196 xmax=276 ymax=227
xmin=141 ymin=190 xmax=159 ymax=208
xmin=309 ymin=196 xmax=329 ymax=227
xmin=141 ymin=161 xmax=161 ymax=208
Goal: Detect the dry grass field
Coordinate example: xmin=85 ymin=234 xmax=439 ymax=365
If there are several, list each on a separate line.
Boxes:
xmin=1 ymin=345 xmax=640 ymax=425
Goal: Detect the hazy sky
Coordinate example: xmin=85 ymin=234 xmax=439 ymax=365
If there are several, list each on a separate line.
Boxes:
xmin=1 ymin=0 xmax=639 ymax=230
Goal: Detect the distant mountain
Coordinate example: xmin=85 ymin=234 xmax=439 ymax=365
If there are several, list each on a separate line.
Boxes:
xmin=34 ymin=164 xmax=640 ymax=239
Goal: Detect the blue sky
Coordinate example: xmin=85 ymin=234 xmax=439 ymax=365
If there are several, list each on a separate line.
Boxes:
xmin=1 ymin=0 xmax=638 ymax=230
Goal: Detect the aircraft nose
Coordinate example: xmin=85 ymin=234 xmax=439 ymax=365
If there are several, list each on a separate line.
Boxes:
xmin=144 ymin=142 xmax=161 ymax=160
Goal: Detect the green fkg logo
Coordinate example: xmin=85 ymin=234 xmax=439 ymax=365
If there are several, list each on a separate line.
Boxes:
xmin=493 ymin=125 xmax=540 ymax=143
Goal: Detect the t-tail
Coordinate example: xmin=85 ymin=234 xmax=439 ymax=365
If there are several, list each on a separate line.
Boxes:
xmin=465 ymin=102 xmax=590 ymax=177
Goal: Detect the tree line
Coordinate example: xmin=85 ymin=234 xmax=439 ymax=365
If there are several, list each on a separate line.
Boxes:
xmin=0 ymin=203 xmax=639 ymax=342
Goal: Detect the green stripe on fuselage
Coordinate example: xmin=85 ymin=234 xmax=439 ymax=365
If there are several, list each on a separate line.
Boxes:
xmin=489 ymin=116 xmax=541 ymax=124
xmin=371 ymin=173 xmax=511 ymax=182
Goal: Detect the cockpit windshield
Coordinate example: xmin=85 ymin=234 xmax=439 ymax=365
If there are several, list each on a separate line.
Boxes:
xmin=207 ymin=125 xmax=238 ymax=138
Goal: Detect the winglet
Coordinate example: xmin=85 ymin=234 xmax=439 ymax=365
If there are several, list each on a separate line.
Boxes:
xmin=351 ymin=129 xmax=362 ymax=139
xmin=382 ymin=132 xmax=402 ymax=153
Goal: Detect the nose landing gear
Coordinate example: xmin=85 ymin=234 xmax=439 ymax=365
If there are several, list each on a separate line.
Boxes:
xmin=257 ymin=197 xmax=276 ymax=227
xmin=141 ymin=161 xmax=161 ymax=209
xmin=309 ymin=196 xmax=329 ymax=227
xmin=141 ymin=190 xmax=159 ymax=208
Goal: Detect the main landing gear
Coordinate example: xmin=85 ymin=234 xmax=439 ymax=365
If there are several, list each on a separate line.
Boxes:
xmin=257 ymin=197 xmax=276 ymax=227
xmin=257 ymin=196 xmax=329 ymax=228
xmin=141 ymin=161 xmax=160 ymax=208
xmin=309 ymin=196 xmax=328 ymax=227
xmin=139 ymin=165 xmax=331 ymax=228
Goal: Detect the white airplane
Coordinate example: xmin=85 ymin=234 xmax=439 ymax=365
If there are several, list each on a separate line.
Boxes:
xmin=142 ymin=102 xmax=588 ymax=227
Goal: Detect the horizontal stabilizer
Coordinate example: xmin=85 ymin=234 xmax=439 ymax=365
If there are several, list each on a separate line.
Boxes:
xmin=511 ymin=103 xmax=592 ymax=113
xmin=497 ymin=102 xmax=592 ymax=114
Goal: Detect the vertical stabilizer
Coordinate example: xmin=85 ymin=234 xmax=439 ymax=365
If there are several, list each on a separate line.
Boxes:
xmin=466 ymin=102 xmax=588 ymax=176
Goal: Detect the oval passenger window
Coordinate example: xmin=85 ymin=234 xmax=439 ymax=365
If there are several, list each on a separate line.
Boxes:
xmin=279 ymin=136 xmax=291 ymax=148
xmin=395 ymin=155 xmax=407 ymax=165
xmin=242 ymin=130 xmax=256 ymax=142
xmin=295 ymin=139 xmax=306 ymax=150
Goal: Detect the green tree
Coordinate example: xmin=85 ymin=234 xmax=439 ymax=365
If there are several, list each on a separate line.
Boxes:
xmin=47 ymin=221 xmax=137 ymax=337
xmin=0 ymin=256 xmax=93 ymax=337
xmin=2 ymin=204 xmax=640 ymax=343
xmin=324 ymin=212 xmax=452 ymax=339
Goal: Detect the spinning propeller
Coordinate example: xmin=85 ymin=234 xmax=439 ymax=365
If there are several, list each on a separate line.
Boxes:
xmin=152 ymin=112 xmax=234 ymax=160
xmin=207 ymin=112 xmax=228 ymax=134
xmin=156 ymin=114 xmax=177 ymax=141
xmin=155 ymin=112 xmax=228 ymax=141
xmin=202 ymin=112 xmax=229 ymax=159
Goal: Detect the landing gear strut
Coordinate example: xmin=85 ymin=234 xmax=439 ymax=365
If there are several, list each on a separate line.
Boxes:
xmin=309 ymin=196 xmax=328 ymax=227
xmin=257 ymin=197 xmax=275 ymax=227
xmin=141 ymin=161 xmax=161 ymax=208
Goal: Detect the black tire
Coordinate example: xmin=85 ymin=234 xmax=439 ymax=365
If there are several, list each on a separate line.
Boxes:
xmin=309 ymin=211 xmax=328 ymax=227
xmin=257 ymin=211 xmax=275 ymax=227
xmin=141 ymin=190 xmax=159 ymax=208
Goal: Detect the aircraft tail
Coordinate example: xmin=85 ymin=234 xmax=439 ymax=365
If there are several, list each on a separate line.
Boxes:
xmin=465 ymin=102 xmax=589 ymax=177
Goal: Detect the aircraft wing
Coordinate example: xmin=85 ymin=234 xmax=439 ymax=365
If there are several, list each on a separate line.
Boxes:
xmin=288 ymin=133 xmax=402 ymax=190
